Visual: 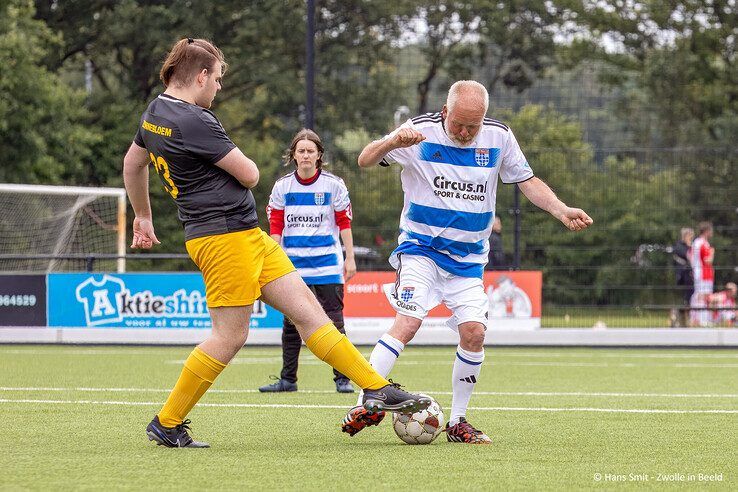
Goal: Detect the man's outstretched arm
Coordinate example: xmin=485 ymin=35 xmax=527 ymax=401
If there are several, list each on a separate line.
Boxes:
xmin=518 ymin=177 xmax=593 ymax=231
xmin=123 ymin=142 xmax=160 ymax=248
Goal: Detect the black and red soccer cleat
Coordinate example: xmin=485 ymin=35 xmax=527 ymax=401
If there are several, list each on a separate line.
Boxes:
xmin=341 ymin=405 xmax=386 ymax=436
xmin=445 ymin=417 xmax=492 ymax=444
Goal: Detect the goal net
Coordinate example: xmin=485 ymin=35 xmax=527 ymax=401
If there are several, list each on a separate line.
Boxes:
xmin=0 ymin=184 xmax=126 ymax=273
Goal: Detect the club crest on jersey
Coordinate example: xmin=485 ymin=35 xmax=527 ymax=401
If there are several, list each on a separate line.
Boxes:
xmin=475 ymin=148 xmax=490 ymax=167
xmin=314 ymin=192 xmax=325 ymax=205
xmin=400 ymin=286 xmax=415 ymax=302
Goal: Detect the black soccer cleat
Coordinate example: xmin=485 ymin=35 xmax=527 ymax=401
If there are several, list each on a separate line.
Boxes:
xmin=146 ymin=415 xmax=210 ymax=448
xmin=258 ymin=377 xmax=298 ymax=393
xmin=335 ymin=377 xmax=355 ymax=394
xmin=362 ymin=380 xmax=432 ymax=414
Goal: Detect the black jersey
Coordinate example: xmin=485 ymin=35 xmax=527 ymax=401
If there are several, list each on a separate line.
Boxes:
xmin=134 ymin=93 xmax=259 ymax=240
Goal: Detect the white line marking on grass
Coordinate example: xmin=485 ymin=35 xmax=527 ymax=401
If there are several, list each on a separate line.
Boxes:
xmin=466 ymin=406 xmax=738 ymax=414
xmin=404 ymin=351 xmax=738 ymax=360
xmin=0 ymin=399 xmax=347 ymax=409
xmin=4 ymin=348 xmax=737 ymax=363
xmin=0 ymin=398 xmax=736 ymax=414
xmin=0 ymin=349 xmax=174 ymax=355
xmin=167 ymin=359 xmax=402 ymax=366
xmin=673 ymin=363 xmax=738 ymax=368
xmin=507 ymin=361 xmax=738 ymax=368
xmin=166 ymin=359 xmax=738 ymax=368
xmin=3 ymin=387 xmax=738 ymax=399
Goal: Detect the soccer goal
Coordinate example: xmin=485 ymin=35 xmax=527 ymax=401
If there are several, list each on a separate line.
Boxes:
xmin=0 ymin=184 xmax=127 ymax=273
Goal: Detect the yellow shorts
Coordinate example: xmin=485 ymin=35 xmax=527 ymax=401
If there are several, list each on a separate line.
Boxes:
xmin=185 ymin=228 xmax=295 ymax=307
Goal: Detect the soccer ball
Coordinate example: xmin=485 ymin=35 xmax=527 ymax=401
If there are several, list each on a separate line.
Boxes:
xmin=392 ymin=396 xmax=444 ymax=445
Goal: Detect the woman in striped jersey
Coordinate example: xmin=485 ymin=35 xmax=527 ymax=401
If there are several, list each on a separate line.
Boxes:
xmin=259 ymin=129 xmax=357 ymax=394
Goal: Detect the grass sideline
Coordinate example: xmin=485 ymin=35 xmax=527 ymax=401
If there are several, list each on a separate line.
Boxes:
xmin=1 ymin=345 xmax=736 ymax=490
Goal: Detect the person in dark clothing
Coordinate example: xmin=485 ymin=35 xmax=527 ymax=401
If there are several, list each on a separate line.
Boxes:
xmin=486 ymin=216 xmax=506 ymax=270
xmin=672 ymin=227 xmax=694 ymax=326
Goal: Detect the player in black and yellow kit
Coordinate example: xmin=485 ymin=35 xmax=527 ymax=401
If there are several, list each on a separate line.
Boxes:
xmin=123 ymin=38 xmax=430 ymax=448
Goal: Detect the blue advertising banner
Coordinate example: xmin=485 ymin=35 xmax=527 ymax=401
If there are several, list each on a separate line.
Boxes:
xmin=47 ymin=273 xmax=283 ymax=329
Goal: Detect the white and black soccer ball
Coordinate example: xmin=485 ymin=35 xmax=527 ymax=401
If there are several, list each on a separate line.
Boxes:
xmin=392 ymin=395 xmax=444 ymax=445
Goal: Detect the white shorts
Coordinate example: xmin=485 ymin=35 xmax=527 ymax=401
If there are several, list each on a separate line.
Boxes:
xmin=383 ymin=253 xmax=488 ymax=330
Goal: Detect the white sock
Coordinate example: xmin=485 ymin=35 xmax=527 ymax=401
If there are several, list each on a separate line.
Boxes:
xmin=449 ymin=345 xmax=485 ymax=425
xmin=355 ymin=334 xmax=405 ymax=406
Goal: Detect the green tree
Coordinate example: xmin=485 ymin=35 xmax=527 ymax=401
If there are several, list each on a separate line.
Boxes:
xmin=497 ymin=105 xmax=693 ymax=306
xmin=564 ymin=0 xmax=736 ymax=147
xmin=400 ymin=0 xmax=563 ymax=113
xmin=0 ymin=0 xmax=100 ymax=184
xmin=560 ymin=1 xmax=737 ymax=276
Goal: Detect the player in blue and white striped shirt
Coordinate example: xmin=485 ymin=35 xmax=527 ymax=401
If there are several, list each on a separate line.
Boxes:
xmin=340 ymin=81 xmax=593 ymax=443
xmin=259 ymin=129 xmax=357 ymax=394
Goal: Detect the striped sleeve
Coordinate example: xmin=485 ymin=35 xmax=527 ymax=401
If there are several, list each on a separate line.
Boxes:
xmin=381 ymin=119 xmax=416 ymax=167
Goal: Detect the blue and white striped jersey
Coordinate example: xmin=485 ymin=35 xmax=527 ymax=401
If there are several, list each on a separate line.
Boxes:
xmin=382 ymin=113 xmax=533 ymax=278
xmin=268 ymin=170 xmax=352 ymax=285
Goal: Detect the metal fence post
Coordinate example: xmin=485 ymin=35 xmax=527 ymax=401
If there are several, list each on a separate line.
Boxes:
xmin=513 ymin=184 xmax=521 ymax=270
xmin=305 ymin=0 xmax=315 ymax=130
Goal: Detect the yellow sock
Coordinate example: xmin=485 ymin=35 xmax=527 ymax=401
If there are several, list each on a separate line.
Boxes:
xmin=158 ymin=347 xmax=226 ymax=427
xmin=306 ymin=323 xmax=389 ymax=390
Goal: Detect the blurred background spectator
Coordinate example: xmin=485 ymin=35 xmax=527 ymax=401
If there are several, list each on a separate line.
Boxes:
xmin=672 ymin=227 xmax=694 ymax=326
xmin=487 ymin=216 xmax=507 ymax=271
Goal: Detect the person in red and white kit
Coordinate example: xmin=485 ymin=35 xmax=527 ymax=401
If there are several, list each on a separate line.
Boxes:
xmin=690 ymin=221 xmax=715 ymax=326
xmin=259 ymin=128 xmax=357 ymax=393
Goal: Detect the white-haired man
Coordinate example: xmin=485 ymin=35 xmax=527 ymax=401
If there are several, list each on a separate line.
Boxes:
xmin=341 ymin=80 xmax=593 ymax=443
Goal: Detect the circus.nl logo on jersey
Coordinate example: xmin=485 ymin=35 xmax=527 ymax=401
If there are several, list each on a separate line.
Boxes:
xmin=74 ymin=274 xmax=209 ymax=326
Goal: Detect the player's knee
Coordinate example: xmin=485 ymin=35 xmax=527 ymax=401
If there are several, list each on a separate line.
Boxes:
xmin=390 ymin=316 xmax=422 ymax=344
xmin=459 ymin=323 xmax=486 ymax=350
xmin=289 ymin=289 xmax=327 ymax=326
xmin=219 ymin=329 xmax=247 ymax=350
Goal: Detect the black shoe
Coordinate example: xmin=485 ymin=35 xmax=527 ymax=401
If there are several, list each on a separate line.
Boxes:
xmin=335 ymin=377 xmax=355 ymax=393
xmin=362 ymin=380 xmax=432 ymax=414
xmin=146 ymin=415 xmax=210 ymax=448
xmin=258 ymin=376 xmax=297 ymax=392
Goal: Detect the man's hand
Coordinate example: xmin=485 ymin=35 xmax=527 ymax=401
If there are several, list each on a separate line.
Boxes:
xmin=131 ymin=217 xmax=161 ymax=249
xmin=560 ymin=208 xmax=593 ymax=231
xmin=344 ymin=257 xmax=357 ymax=282
xmin=392 ymin=128 xmax=425 ymax=148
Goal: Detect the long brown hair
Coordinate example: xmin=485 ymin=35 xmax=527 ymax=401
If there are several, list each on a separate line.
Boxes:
xmin=283 ymin=129 xmax=325 ymax=168
xmin=159 ymin=38 xmax=228 ymax=88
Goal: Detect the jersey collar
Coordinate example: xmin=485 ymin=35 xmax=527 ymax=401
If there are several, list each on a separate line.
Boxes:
xmin=159 ymin=93 xmax=189 ymax=104
xmin=295 ymin=168 xmax=321 ymax=186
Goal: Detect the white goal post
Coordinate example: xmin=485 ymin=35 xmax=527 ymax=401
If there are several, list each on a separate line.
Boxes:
xmin=0 ymin=184 xmax=127 ymax=273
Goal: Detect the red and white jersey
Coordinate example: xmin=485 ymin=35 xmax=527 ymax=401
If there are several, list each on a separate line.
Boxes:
xmin=709 ymin=290 xmax=736 ymax=323
xmin=267 ymin=169 xmax=351 ymax=285
xmin=690 ymin=236 xmax=714 ymax=282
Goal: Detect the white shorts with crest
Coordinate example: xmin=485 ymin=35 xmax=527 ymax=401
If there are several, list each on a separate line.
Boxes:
xmin=382 ymin=253 xmax=488 ymax=331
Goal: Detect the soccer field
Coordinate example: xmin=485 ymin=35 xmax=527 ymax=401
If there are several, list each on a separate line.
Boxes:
xmin=1 ymin=345 xmax=736 ymax=490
